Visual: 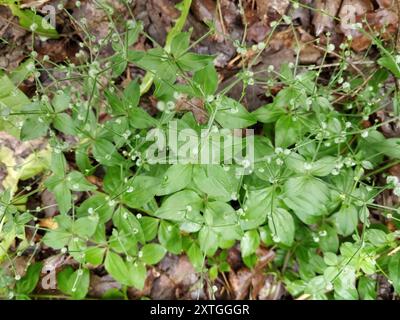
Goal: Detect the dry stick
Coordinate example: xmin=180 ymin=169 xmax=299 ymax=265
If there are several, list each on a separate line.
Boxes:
xmin=216 ymin=0 xmax=227 ymax=36
xmin=313 ymin=44 xmax=367 ymax=80
xmin=332 ymin=73 xmax=374 ymax=104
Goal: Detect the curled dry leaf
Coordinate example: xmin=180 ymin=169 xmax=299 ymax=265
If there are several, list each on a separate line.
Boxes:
xmin=252 ymin=274 xmax=285 ymax=300
xmin=145 ymin=0 xmax=180 ymax=45
xmin=376 ymin=109 xmax=400 ymax=138
xmin=247 ymin=0 xmax=289 ymax=42
xmin=291 ymin=2 xmax=312 ymax=29
xmin=247 ymin=21 xmax=270 ymax=43
xmin=312 ymin=0 xmax=342 ymax=36
xmin=229 ymin=248 xmax=275 ymax=299
xmin=40 ymin=189 xmax=58 ymax=217
xmin=389 ymin=164 xmax=400 ymax=179
xmin=298 ymin=28 xmax=322 ymax=64
xmin=149 ymin=254 xmax=204 ymax=299
xmin=175 ymin=95 xmax=209 ymax=124
xmin=89 ymin=275 xmax=122 ymax=298
xmin=256 ymin=0 xmax=290 ymax=21
xmin=191 ymin=0 xmax=224 ymax=42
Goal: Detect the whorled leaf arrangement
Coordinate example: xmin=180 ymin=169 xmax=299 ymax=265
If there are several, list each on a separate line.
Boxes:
xmin=0 ymin=0 xmax=400 ymax=300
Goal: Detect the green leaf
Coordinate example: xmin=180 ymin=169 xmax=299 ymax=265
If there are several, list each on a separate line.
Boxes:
xmin=66 ymin=171 xmax=96 ymax=192
xmin=9 ymin=59 xmax=35 ymax=84
xmin=378 ymin=55 xmax=400 ymax=78
xmin=358 ymin=276 xmax=376 ymax=300
xmin=123 ymin=80 xmax=140 ymax=108
xmin=309 ymin=156 xmax=337 ymax=176
xmin=77 ymin=193 xmax=114 ymax=223
xmin=319 ymin=225 xmax=339 ymax=253
xmin=214 ymin=96 xmax=256 ymax=129
xmin=170 ymin=31 xmax=190 ymax=58
xmin=177 ymin=53 xmax=214 ymax=72
xmin=193 ymin=165 xmax=237 ymax=202
xmin=104 ymin=251 xmax=130 ymax=286
xmin=140 ymin=217 xmax=159 ymax=242
xmin=333 ymin=266 xmax=358 ymax=300
xmin=8 ymin=4 xmax=59 ymax=39
xmin=53 ymin=182 xmax=72 ymax=215
xmin=158 ymin=220 xmax=182 ymax=254
xmin=73 ymin=216 xmax=99 ymax=238
xmin=240 ymin=230 xmax=260 ymax=258
xmin=15 ymin=262 xmax=42 ymax=295
xmin=389 ymin=252 xmax=400 ymax=294
xmin=323 ymin=252 xmax=338 ymax=266
xmin=157 ymin=164 xmax=192 ymax=196
xmin=0 ymin=73 xmax=30 ymax=137
xmin=252 ymin=103 xmax=284 ymax=123
xmin=128 ymin=106 xmax=158 ymax=129
xmin=122 ymin=176 xmax=160 ymax=209
xmin=193 ymin=64 xmax=218 ymax=96
xmin=204 ymin=201 xmax=241 ymax=241
xmin=111 ymin=53 xmax=127 ymax=77
xmin=155 ymin=190 xmax=203 ymax=223
xmin=209 ymin=264 xmax=219 ymax=281
xmin=268 ymin=208 xmax=295 ymax=246
xmin=53 ymin=113 xmax=76 ymax=135
xmin=126 ymin=261 xmax=147 ymax=290
xmin=52 ymin=92 xmax=71 ymax=112
xmin=57 ymin=267 xmax=90 ymax=300
xmin=21 ymin=116 xmax=49 ymax=141
xmin=241 ymin=187 xmax=274 ymax=230
xmin=84 ymin=247 xmax=106 ymax=266
xmin=365 ymin=229 xmax=388 ymax=246
xmin=140 ymin=243 xmax=166 ymax=265
xmin=113 ymin=207 xmax=145 ymax=244
xmin=42 ymin=229 xmax=71 ymax=250
xmin=187 ymin=242 xmax=203 ymax=272
xmin=335 ymin=205 xmax=358 ymax=237
xmin=92 ymin=139 xmax=125 ymax=166
xmin=283 ymin=176 xmax=330 ymax=224
xmin=275 ymin=115 xmax=301 ymax=148
xmin=198 ymin=226 xmax=218 ymax=256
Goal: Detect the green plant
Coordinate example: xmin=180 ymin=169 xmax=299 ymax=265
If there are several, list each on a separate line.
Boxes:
xmin=0 ymin=1 xmax=59 ymax=38
xmin=1 ymin=0 xmax=400 ymax=300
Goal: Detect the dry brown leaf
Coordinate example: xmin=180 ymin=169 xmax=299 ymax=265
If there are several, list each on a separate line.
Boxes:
xmin=228 ymin=248 xmax=275 ymax=299
xmin=376 ymin=0 xmax=395 ymax=8
xmin=89 ymin=275 xmax=122 ymax=298
xmin=339 ymin=0 xmax=373 ymax=37
xmin=39 ymin=217 xmax=58 ymax=230
xmin=149 ymin=254 xmax=204 ymax=299
xmin=192 ymin=0 xmax=224 ymax=42
xmin=256 ymin=0 xmax=290 ymax=21
xmin=312 ymin=0 xmax=342 ymax=36
xmin=298 ymin=28 xmax=322 ymax=64
xmin=175 ymin=95 xmax=208 ymax=124
xmin=20 ymin=0 xmax=50 ymax=9
xmin=376 ymin=109 xmax=400 ymax=137
xmin=252 ymin=274 xmax=284 ymax=300
xmin=345 ymin=8 xmax=398 ymax=51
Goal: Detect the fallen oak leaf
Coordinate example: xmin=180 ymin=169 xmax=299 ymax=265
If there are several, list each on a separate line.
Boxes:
xmin=312 ymin=0 xmax=342 ymax=36
xmin=39 ymin=217 xmax=58 ymax=230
